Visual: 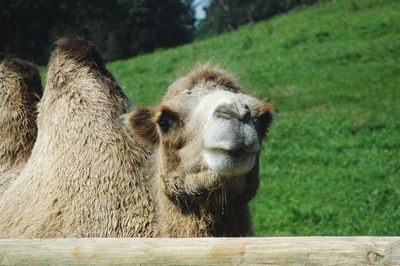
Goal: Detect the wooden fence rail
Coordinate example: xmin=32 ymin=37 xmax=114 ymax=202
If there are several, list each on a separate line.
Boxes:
xmin=0 ymin=237 xmax=399 ymax=265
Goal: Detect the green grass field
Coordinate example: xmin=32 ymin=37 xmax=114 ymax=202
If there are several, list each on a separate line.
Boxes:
xmin=86 ymin=0 xmax=400 ymax=235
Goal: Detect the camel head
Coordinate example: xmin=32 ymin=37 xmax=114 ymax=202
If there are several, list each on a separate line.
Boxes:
xmin=129 ymin=65 xmax=273 ymax=202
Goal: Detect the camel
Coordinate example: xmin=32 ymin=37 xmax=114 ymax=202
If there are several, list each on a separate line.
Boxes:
xmin=0 ymin=38 xmax=156 ymax=237
xmin=0 ymin=58 xmax=42 ymax=195
xmin=0 ymin=38 xmax=272 ymax=238
xmin=129 ymin=65 xmax=273 ymax=236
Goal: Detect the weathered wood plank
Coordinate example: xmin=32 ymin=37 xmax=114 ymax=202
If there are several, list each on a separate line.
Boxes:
xmin=0 ymin=237 xmax=399 ymax=265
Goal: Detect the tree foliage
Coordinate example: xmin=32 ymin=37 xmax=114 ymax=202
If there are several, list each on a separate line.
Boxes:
xmin=197 ymin=0 xmax=321 ymax=38
xmin=0 ymin=0 xmax=195 ymax=64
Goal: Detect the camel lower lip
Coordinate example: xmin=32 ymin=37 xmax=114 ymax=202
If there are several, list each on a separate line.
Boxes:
xmin=203 ymin=149 xmax=257 ymax=176
xmin=206 ymin=148 xmax=258 ymax=158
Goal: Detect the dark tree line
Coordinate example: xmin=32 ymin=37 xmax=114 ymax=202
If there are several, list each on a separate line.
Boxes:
xmin=197 ymin=0 xmax=322 ymax=38
xmin=1 ymin=0 xmax=323 ymax=64
xmin=0 ymin=0 xmax=195 ymax=64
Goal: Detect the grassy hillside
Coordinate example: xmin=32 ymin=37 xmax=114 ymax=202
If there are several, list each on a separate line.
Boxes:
xmin=108 ymin=0 xmax=400 ymax=236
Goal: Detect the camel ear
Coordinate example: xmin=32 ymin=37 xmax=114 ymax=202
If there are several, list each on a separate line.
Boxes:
xmin=254 ymin=102 xmax=273 ymax=140
xmin=129 ymin=108 xmax=159 ymax=145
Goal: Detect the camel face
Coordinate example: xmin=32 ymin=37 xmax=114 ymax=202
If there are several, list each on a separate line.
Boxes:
xmin=130 ymin=66 xmax=272 ymax=187
xmin=130 ymin=66 xmax=272 ymax=237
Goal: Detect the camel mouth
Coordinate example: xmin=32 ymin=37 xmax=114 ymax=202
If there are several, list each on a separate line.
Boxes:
xmin=202 ymin=147 xmax=257 ymax=176
xmin=227 ymin=148 xmax=256 ymax=158
xmin=205 ymin=146 xmax=259 ymax=158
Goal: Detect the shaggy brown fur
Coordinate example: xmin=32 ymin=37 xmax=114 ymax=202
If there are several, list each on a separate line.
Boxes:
xmin=164 ymin=65 xmax=242 ymax=98
xmin=0 ymin=58 xmax=42 ymax=194
xmin=0 ymin=38 xmax=156 ymax=237
xmin=130 ymin=65 xmax=273 ymax=237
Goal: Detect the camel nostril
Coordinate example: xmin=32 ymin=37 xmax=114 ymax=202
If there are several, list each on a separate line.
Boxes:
xmin=214 ymin=103 xmax=252 ymax=121
xmin=213 ymin=103 xmax=238 ymax=120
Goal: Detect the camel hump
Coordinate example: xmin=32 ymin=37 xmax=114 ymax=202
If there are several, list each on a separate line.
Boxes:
xmin=54 ymin=37 xmax=104 ymax=68
xmin=2 ymin=57 xmax=39 ymax=80
xmin=1 ymin=57 xmax=42 ymax=99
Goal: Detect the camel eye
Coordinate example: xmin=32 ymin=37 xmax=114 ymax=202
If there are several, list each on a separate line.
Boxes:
xmin=158 ymin=118 xmax=171 ymax=134
xmin=157 ymin=108 xmax=179 ymax=135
